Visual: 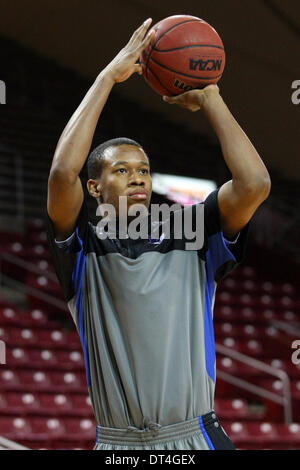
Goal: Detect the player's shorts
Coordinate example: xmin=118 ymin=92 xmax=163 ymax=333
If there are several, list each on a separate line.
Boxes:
xmin=93 ymin=410 xmax=235 ymax=450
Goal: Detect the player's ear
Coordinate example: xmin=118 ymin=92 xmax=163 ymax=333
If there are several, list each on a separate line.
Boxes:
xmin=87 ymin=179 xmax=101 ymax=200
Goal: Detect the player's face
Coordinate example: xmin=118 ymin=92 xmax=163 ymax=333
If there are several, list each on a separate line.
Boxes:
xmin=98 ymin=145 xmax=152 ymax=216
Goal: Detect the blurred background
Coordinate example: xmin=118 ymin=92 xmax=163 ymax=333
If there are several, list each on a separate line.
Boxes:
xmin=0 ymin=0 xmax=299 ymax=450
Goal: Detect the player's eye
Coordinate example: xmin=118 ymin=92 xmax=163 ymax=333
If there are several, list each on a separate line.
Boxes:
xmin=116 ymin=168 xmax=127 ymax=174
xmin=140 ymin=168 xmax=148 ymax=174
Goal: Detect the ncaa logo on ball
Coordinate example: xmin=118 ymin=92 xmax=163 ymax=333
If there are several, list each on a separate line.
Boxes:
xmin=189 ymin=58 xmax=223 ymax=72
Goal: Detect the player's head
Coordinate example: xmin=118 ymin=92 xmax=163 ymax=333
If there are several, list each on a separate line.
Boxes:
xmin=86 ymin=137 xmax=152 ymax=216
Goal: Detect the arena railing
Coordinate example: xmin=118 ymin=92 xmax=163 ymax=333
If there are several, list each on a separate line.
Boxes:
xmin=0 ymin=436 xmax=29 ymax=450
xmin=215 ymin=342 xmax=293 ymax=424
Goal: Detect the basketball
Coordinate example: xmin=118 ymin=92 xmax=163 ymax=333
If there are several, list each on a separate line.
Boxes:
xmin=140 ymin=15 xmax=225 ymax=97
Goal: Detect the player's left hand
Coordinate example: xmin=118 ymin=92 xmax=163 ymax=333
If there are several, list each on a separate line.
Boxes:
xmin=162 ymin=84 xmax=219 ymax=112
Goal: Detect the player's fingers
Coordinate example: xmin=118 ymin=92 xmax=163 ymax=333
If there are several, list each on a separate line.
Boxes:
xmin=162 ymin=95 xmax=177 ymax=103
xmin=134 ymin=64 xmax=143 ymax=75
xmin=129 ymin=18 xmax=152 ymax=45
xmin=139 ymin=28 xmax=155 ymax=51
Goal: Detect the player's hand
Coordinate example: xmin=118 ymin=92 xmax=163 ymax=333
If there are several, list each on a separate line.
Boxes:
xmin=162 ymin=84 xmax=220 ymax=112
xmin=103 ymin=19 xmax=155 ymax=84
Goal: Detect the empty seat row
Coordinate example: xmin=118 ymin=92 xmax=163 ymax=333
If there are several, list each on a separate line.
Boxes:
xmin=0 ymin=416 xmax=96 ymax=442
xmin=215 ymin=292 xmax=299 ymax=310
xmin=213 ymin=398 xmax=265 ymax=421
xmin=0 ymin=416 xmax=299 ymax=450
xmin=0 ymin=369 xmax=88 ymax=393
xmin=219 ymin=278 xmax=296 ymax=296
xmin=214 ymin=306 xmax=299 ymax=324
xmin=0 ymin=392 xmax=93 ymax=417
xmin=0 ymin=326 xmax=80 ymax=349
xmin=216 ymin=356 xmax=300 ymax=379
xmin=222 ymin=421 xmax=300 ymax=449
xmin=5 ymin=348 xmax=84 ymax=370
xmin=0 ymin=308 xmax=59 ymax=329
xmin=214 ymin=323 xmax=286 ymax=339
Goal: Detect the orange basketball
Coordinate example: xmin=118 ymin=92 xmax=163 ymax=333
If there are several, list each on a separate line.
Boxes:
xmin=140 ymin=15 xmax=225 ymax=97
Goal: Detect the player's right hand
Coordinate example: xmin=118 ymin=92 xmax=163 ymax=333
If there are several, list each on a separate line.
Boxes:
xmin=103 ymin=19 xmax=155 ymax=84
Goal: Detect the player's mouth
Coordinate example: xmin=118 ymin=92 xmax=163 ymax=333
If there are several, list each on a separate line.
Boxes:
xmin=128 ymin=190 xmax=147 ymax=200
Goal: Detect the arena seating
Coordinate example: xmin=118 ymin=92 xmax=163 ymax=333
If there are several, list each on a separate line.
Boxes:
xmin=0 ymin=241 xmax=300 ymax=448
xmin=0 ymin=182 xmax=299 ymax=449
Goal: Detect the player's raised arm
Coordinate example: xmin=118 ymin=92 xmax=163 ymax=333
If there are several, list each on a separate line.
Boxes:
xmin=47 ymin=18 xmax=155 ymax=241
xmin=162 ymin=85 xmax=271 ymax=240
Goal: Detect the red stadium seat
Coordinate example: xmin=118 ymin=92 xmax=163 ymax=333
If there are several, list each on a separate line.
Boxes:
xmin=0 ymin=417 xmax=32 ymax=440
xmin=219 ymin=278 xmax=241 ymax=293
xmin=216 ymin=356 xmax=239 ymax=374
xmin=0 ymin=369 xmax=21 ymax=391
xmin=214 ymin=323 xmax=238 ymax=338
xmin=6 ymin=348 xmax=30 ymax=367
xmin=261 ymin=281 xmax=276 ymax=294
xmin=70 ymin=395 xmax=93 ymax=417
xmin=38 ymin=394 xmax=73 ymax=416
xmin=276 ymin=423 xmax=300 ymax=448
xmin=214 ymin=399 xmax=250 ymax=420
xmin=27 ymin=349 xmax=59 ymax=369
xmin=246 ymin=422 xmax=279 ymax=446
xmin=9 ymin=327 xmax=38 ymax=347
xmin=26 ymin=218 xmax=46 ymax=233
xmin=215 ymin=291 xmax=237 ymax=306
xmin=4 ymin=392 xmax=41 ymax=415
xmin=27 ymin=231 xmax=48 ymax=247
xmin=225 ymin=421 xmax=281 ymax=449
xmin=63 ymin=418 xmax=95 ymax=441
xmin=279 ymin=283 xmax=296 ymax=296
xmin=35 ymin=259 xmax=55 ymax=274
xmin=37 ymin=329 xmax=70 ymax=349
xmin=29 ymin=417 xmax=65 ymax=440
xmin=242 ymin=280 xmax=260 ymax=294
xmin=49 ymin=371 xmax=87 ymax=393
xmin=236 ymin=324 xmax=261 ymax=338
xmin=240 ymin=307 xmax=257 ymax=324
xmin=19 ymin=370 xmax=52 ymax=391
xmin=223 ymin=421 xmax=250 ymax=447
xmin=0 ymin=308 xmax=50 ymax=329
xmin=24 ymin=244 xmax=51 ymax=262
xmin=239 ymin=339 xmax=263 ymax=357
xmin=56 ymin=351 xmax=84 ymax=370
xmin=214 ymin=305 xmax=238 ymax=322
xmin=27 ymin=309 xmax=48 ymax=326
xmin=0 ymin=308 xmax=18 ymax=326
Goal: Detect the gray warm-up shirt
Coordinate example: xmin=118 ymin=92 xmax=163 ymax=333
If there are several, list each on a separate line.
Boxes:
xmin=46 ymin=188 xmax=249 ymax=429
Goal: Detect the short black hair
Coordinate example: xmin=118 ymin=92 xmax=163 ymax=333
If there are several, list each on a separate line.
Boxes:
xmin=87 ymin=137 xmax=145 ymax=180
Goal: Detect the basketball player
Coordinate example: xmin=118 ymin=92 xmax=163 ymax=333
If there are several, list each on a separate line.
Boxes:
xmin=46 ymin=18 xmax=271 ymax=450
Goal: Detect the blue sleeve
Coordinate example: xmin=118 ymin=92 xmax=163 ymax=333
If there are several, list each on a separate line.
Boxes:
xmin=204 ymin=188 xmax=250 ymax=282
xmin=45 ymin=200 xmax=89 ymax=301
